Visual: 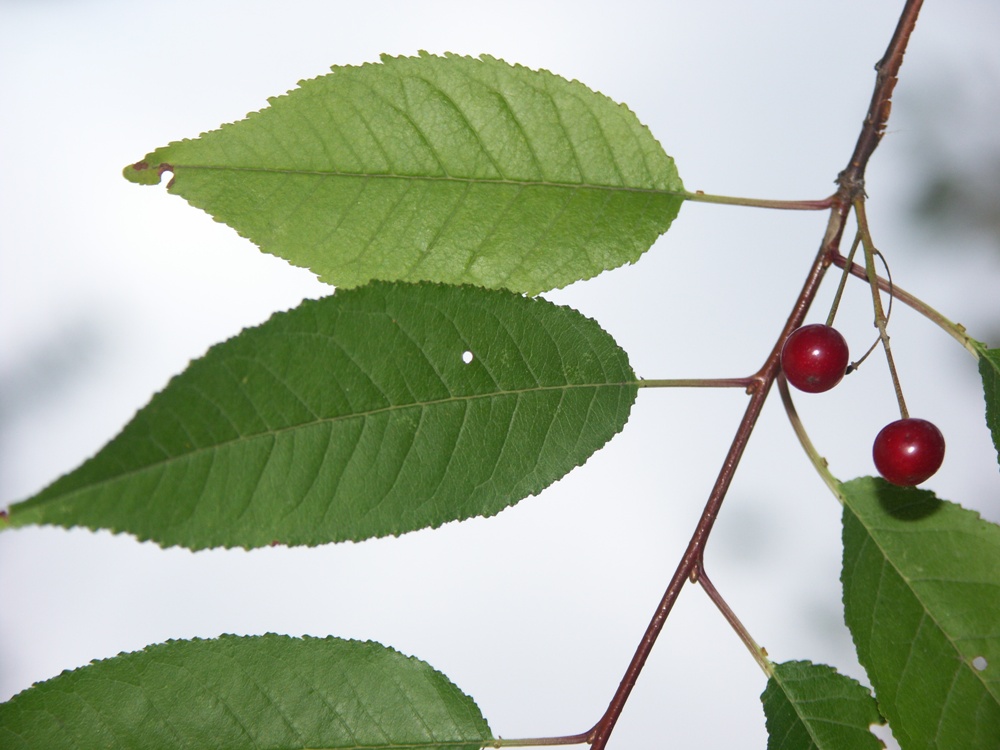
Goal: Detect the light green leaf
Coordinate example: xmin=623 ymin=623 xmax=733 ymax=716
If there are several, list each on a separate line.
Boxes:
xmin=973 ymin=341 xmax=1000 ymax=468
xmin=123 ymin=52 xmax=684 ymax=294
xmin=4 ymin=282 xmax=637 ymax=549
xmin=0 ymin=635 xmax=492 ymax=750
xmin=841 ymin=477 xmax=1000 ymax=749
xmin=761 ymin=660 xmax=883 ymax=750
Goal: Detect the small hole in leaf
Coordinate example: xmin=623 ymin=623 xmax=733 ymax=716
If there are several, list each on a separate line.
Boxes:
xmin=462 ymin=351 xmax=474 ymax=364
xmin=973 ymin=656 xmax=988 ymax=671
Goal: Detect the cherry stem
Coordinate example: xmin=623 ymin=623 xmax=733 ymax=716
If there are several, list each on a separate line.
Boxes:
xmin=826 ymin=231 xmax=862 ymax=328
xmin=853 ymin=199 xmax=909 ymax=419
xmin=693 ymin=564 xmax=773 ymax=676
xmin=682 ymin=191 xmax=836 ymax=211
xmin=848 ymin=247 xmax=895 ymax=374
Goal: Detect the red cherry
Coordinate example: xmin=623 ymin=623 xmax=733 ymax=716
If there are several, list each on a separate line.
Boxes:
xmin=780 ymin=324 xmax=850 ymax=393
xmin=873 ymin=418 xmax=945 ymax=486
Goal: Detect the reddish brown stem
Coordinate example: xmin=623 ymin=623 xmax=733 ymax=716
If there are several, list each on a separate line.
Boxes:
xmin=584 ymin=4 xmax=924 ymax=749
xmin=837 ymin=0 xmax=923 ymax=196
xmin=586 ymin=203 xmax=847 ymax=750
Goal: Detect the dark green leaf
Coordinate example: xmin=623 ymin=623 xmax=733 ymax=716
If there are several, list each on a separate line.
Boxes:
xmin=974 ymin=341 xmax=1000 ymax=469
xmin=761 ymin=660 xmax=883 ymax=750
xmin=123 ymin=53 xmax=684 ymax=294
xmin=5 ymin=282 xmax=637 ymax=549
xmin=841 ymin=477 xmax=1000 ymax=749
xmin=0 ymin=635 xmax=491 ymax=750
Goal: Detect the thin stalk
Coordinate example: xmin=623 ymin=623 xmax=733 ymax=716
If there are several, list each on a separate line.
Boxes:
xmin=585 ymin=4 xmax=924 ymax=749
xmin=848 ymin=335 xmax=882 ymax=375
xmin=826 ymin=231 xmax=862 ymax=327
xmin=847 ymin=246 xmax=895 ymax=373
xmin=682 ymin=191 xmax=836 ymax=211
xmin=637 ymin=377 xmax=754 ymax=389
xmin=694 ymin=565 xmax=773 ymax=676
xmin=490 ymin=734 xmax=592 ymax=748
xmin=831 ymin=252 xmax=980 ymax=357
xmin=854 ymin=199 xmax=908 ymax=418
xmin=588 ymin=202 xmax=848 ymax=750
xmin=777 ymin=375 xmax=841 ymax=496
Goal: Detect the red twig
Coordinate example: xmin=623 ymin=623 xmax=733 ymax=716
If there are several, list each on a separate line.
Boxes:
xmin=584 ymin=3 xmax=925 ymax=749
xmin=586 ymin=202 xmax=847 ymax=750
xmin=838 ymin=0 xmax=924 ymax=196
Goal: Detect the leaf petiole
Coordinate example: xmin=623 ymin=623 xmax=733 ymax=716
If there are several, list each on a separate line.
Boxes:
xmin=682 ymin=190 xmax=836 ymax=211
xmin=777 ymin=374 xmax=842 ymax=498
xmin=694 ymin=564 xmax=773 ymax=676
xmin=489 ymin=734 xmax=591 ymax=748
xmin=831 ymin=251 xmax=981 ymax=358
xmin=637 ymin=377 xmax=754 ymax=389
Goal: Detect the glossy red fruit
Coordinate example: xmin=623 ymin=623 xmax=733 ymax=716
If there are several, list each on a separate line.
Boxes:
xmin=872 ymin=418 xmax=945 ymax=486
xmin=780 ymin=324 xmax=850 ymax=393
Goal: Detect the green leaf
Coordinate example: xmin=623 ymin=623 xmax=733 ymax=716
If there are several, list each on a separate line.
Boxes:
xmin=0 ymin=634 xmax=492 ymax=750
xmin=841 ymin=477 xmax=1000 ymax=749
xmin=974 ymin=341 xmax=1000 ymax=468
xmin=123 ymin=52 xmax=684 ymax=294
xmin=761 ymin=660 xmax=883 ymax=750
xmin=5 ymin=282 xmax=637 ymax=549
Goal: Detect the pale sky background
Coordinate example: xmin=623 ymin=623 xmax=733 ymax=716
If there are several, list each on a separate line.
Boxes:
xmin=2 ymin=2 xmax=999 ymax=748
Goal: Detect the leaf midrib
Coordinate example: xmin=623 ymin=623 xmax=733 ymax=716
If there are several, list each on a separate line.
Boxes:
xmin=845 ymin=495 xmax=994 ymax=697
xmin=304 ymin=743 xmax=489 ymax=750
xmin=162 ymin=163 xmax=685 ymax=196
xmin=24 ymin=379 xmax=637 ymax=512
xmin=774 ymin=672 xmax=829 ymax=748
xmin=246 ymin=741 xmax=491 ymax=750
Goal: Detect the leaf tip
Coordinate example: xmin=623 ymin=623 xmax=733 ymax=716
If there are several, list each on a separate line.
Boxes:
xmin=122 ymin=160 xmax=174 ymax=186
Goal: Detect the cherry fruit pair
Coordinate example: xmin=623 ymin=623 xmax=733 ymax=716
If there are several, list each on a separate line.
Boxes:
xmin=780 ymin=323 xmax=945 ymax=486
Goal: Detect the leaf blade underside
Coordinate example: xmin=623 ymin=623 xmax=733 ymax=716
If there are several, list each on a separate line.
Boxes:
xmin=123 ymin=52 xmax=684 ymax=294
xmin=761 ymin=660 xmax=883 ymax=750
xmin=6 ymin=282 xmax=637 ymax=550
xmin=840 ymin=477 xmax=1000 ymax=749
xmin=974 ymin=341 xmax=1000 ymax=469
xmin=0 ymin=635 xmax=492 ymax=750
